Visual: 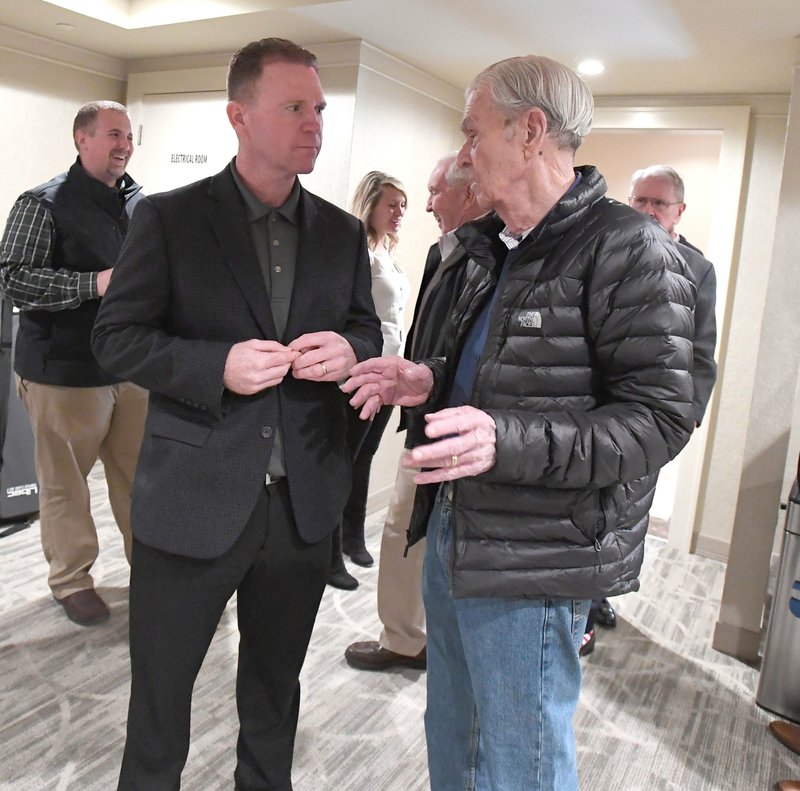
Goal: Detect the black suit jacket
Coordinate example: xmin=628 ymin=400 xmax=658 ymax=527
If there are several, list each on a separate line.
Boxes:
xmin=92 ymin=166 xmax=381 ymax=559
xmin=398 ymin=239 xmax=471 ymax=440
xmin=402 ymin=243 xmax=441 ymax=363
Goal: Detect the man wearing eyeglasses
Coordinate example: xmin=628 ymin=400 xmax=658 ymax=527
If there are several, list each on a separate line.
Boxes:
xmin=629 ymin=164 xmax=717 ymax=426
xmin=573 ymin=163 xmax=723 ymax=658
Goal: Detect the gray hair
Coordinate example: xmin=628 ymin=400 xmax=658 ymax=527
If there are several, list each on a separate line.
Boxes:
xmin=467 ymin=56 xmax=593 ymax=152
xmin=630 ymin=165 xmax=685 ymax=202
xmin=435 ymin=152 xmax=473 ymax=186
xmin=72 ymin=101 xmax=128 ymax=150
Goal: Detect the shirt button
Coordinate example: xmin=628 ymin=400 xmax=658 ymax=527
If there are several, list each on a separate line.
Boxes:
xmin=274 ymin=265 xmax=282 ymax=273
xmin=272 ymin=239 xmax=280 ymax=247
xmin=261 ymin=426 xmax=273 ymax=438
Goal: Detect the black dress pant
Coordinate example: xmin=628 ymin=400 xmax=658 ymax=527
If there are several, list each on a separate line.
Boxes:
xmin=117 ymin=480 xmax=331 ymax=791
xmin=340 ymin=404 xmax=394 ymax=551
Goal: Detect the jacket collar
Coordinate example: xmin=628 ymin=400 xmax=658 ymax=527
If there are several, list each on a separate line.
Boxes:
xmin=456 ymin=165 xmax=608 ymax=264
xmin=67 ymin=157 xmax=142 ymax=216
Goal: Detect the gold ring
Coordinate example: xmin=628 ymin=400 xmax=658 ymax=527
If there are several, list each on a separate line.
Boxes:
xmin=320 ymin=362 xmax=328 ymax=376
xmin=451 ymin=454 xmax=458 ymax=467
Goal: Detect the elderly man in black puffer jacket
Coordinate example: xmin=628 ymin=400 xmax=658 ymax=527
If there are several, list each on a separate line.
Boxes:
xmin=344 ymin=54 xmax=695 ymax=791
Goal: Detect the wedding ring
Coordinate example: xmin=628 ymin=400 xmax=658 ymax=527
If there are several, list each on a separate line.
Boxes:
xmin=451 ymin=454 xmax=458 ymax=467
xmin=320 ymin=361 xmax=328 ymax=376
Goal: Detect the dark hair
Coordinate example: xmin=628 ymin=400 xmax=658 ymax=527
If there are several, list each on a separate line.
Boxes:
xmin=227 ymin=38 xmax=317 ymax=102
xmin=72 ymin=100 xmax=127 ymax=149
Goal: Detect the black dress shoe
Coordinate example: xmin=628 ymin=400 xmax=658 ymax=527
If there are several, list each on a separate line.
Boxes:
xmin=595 ymin=598 xmax=617 ymax=629
xmin=346 ymin=546 xmax=374 ymax=567
xmin=328 ymin=566 xmax=358 ymax=590
xmin=345 ymin=641 xmax=426 ymax=671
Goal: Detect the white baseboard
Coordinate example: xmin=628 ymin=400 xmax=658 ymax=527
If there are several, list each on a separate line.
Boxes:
xmin=693 ymin=535 xmax=731 ymax=563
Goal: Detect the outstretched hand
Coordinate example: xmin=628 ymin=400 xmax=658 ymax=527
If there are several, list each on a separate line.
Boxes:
xmin=341 ymin=356 xmax=434 ymax=420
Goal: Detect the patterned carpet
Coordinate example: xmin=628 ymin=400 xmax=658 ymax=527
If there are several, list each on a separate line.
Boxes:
xmin=0 ymin=465 xmax=795 ymax=790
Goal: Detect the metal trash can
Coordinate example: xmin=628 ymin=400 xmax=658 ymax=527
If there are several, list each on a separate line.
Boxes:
xmin=756 ymin=480 xmax=800 ymax=724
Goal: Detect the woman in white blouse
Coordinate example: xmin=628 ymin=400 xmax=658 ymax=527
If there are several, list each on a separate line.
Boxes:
xmin=329 ymin=171 xmax=410 ymax=590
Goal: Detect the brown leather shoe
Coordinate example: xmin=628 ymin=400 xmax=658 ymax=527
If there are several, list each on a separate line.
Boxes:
xmin=776 ymin=781 xmax=800 ymax=790
xmin=770 ymin=720 xmax=800 ymax=755
xmin=54 ymin=589 xmax=110 ymax=626
xmin=345 ymin=641 xmax=426 ymax=671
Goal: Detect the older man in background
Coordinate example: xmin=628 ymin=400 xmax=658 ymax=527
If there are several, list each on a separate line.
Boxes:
xmin=345 ymin=152 xmax=485 ymax=672
xmin=629 ymin=164 xmax=717 ymax=424
xmin=582 ymin=165 xmax=718 ymax=656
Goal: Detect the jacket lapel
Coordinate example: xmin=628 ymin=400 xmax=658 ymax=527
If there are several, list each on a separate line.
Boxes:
xmin=206 ymin=168 xmax=277 ymax=339
xmin=283 ymin=188 xmax=323 ymax=342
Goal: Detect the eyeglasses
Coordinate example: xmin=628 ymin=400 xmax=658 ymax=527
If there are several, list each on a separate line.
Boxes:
xmin=629 ymin=196 xmax=683 ymax=211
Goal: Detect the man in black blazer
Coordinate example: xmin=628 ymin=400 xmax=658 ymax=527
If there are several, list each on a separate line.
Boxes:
xmin=92 ymin=38 xmax=381 ymax=790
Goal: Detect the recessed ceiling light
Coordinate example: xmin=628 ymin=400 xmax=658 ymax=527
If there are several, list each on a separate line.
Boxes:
xmin=55 ymin=22 xmax=75 ymax=30
xmin=577 ymin=59 xmax=605 ymax=76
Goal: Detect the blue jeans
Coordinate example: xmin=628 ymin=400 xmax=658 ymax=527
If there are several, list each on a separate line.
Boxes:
xmin=422 ymin=487 xmax=590 ymax=791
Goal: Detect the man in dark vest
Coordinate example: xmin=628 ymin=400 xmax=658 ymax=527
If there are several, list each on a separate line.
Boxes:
xmin=0 ymin=101 xmax=148 ymax=626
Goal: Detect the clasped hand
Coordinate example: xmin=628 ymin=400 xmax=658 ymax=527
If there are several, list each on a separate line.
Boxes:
xmin=403 ymin=405 xmax=497 ymax=484
xmin=223 ymin=331 xmax=356 ymax=395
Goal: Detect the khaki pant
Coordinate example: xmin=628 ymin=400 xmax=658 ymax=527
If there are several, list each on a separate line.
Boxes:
xmin=377 ymin=461 xmax=426 ymax=656
xmin=17 ymin=377 xmax=148 ymax=598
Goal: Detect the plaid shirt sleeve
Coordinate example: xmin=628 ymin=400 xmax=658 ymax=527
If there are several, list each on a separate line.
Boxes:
xmin=0 ymin=195 xmax=97 ymax=311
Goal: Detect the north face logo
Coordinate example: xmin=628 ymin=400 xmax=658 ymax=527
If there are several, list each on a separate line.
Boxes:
xmin=518 ymin=310 xmax=542 ymax=329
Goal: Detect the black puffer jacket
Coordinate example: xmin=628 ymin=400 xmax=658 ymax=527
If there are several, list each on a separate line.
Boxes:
xmin=408 ymin=166 xmax=696 ymax=600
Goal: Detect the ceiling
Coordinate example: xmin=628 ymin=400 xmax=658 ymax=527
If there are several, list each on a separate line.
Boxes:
xmin=0 ymin=0 xmax=798 ymax=95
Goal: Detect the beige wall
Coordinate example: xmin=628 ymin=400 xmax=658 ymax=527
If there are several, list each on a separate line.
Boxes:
xmin=577 ymin=130 xmax=721 ymax=253
xmin=712 ymin=79 xmax=800 ymax=661
xmin=701 ymin=107 xmax=787 ymax=558
xmin=0 ymin=47 xmax=125 ymax=218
